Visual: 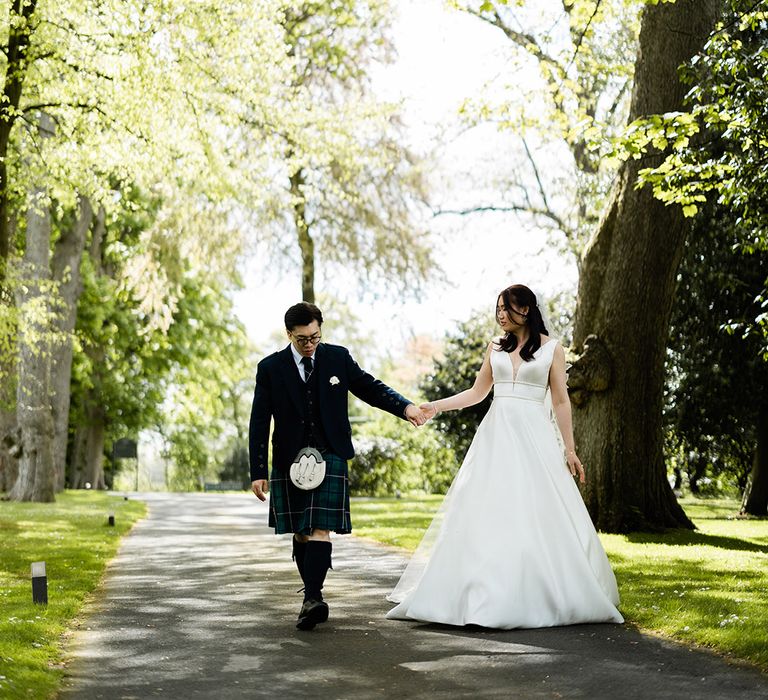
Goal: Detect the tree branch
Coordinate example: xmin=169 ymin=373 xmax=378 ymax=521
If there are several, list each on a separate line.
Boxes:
xmin=432 ymin=203 xmax=569 ymax=232
xmin=465 ymin=7 xmax=569 ymax=88
xmin=522 ymin=137 xmax=555 ymax=218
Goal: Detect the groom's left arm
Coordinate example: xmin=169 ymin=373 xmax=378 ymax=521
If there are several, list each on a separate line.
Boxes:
xmin=344 ymin=349 xmax=412 ymax=420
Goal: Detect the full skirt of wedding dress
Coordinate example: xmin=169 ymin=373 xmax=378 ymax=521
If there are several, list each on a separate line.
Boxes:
xmin=386 ymin=395 xmax=624 ymax=629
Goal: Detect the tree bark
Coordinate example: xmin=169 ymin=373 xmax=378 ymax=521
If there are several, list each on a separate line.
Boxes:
xmin=68 ymin=423 xmax=87 ymax=488
xmin=289 ymin=167 xmax=315 ymax=303
xmin=570 ymin=0 xmax=720 ymax=532
xmin=68 ymin=206 xmax=107 ymax=490
xmin=0 ymin=0 xmax=39 ymax=267
xmin=743 ymin=406 xmax=768 ymax=516
xmin=10 ymin=114 xmax=56 ymax=501
xmin=50 ymin=195 xmax=92 ymax=491
xmin=0 ymin=410 xmax=19 ymax=492
xmin=81 ymin=409 xmax=106 ymax=489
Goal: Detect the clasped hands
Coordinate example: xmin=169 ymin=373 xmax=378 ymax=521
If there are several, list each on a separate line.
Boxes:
xmin=405 ymin=402 xmax=439 ymax=427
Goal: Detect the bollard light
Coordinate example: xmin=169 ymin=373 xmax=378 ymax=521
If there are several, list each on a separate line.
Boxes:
xmin=31 ymin=561 xmax=48 ymax=605
xmin=108 ymin=512 xmax=115 ymax=526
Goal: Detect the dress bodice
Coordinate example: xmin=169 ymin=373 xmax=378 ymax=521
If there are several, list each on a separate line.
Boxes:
xmin=490 ymin=338 xmax=558 ymax=403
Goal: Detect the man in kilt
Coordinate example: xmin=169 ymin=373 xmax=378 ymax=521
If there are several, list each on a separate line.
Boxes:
xmin=249 ymin=302 xmax=426 ymax=630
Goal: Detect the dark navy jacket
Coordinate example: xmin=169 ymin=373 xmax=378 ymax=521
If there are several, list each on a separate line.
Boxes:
xmin=248 ymin=343 xmax=411 ymax=481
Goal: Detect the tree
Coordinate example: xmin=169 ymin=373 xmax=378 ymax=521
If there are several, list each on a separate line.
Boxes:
xmin=50 ymin=196 xmax=93 ymax=490
xmin=625 ymin=1 xmax=768 ymax=351
xmin=449 ymin=0 xmax=640 ymax=253
xmin=263 ymin=0 xmax=435 ymax=303
xmin=66 ymin=183 xmax=255 ymax=491
xmin=1 ymin=0 xmax=289 ymax=499
xmin=569 ymin=0 xmax=721 ymax=532
xmin=0 ymin=0 xmax=37 ymax=265
xmin=161 ymin=282 xmax=253 ymax=492
xmin=609 ymin=0 xmax=768 ymax=515
xmin=665 ymin=207 xmax=768 ymax=508
xmin=8 ymin=114 xmax=55 ymax=501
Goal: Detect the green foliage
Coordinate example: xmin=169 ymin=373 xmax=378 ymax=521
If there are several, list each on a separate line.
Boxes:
xmin=259 ymin=0 xmax=436 ymax=298
xmin=421 ymin=311 xmax=498 ymax=461
xmin=165 ymin=427 xmax=210 ymax=491
xmin=0 ymin=492 xmax=145 ymax=699
xmin=350 ymin=416 xmax=457 ymax=496
xmin=614 ymin=1 xmax=768 ymax=345
xmin=160 ymin=281 xmax=254 ymax=491
xmin=68 ymin=184 xmax=255 ymax=489
xmin=664 ymin=205 xmax=768 ymax=495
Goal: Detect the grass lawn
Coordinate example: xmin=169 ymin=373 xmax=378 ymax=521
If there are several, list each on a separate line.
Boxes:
xmin=352 ymin=495 xmax=768 ymax=671
xmin=0 ymin=491 xmax=146 ymax=700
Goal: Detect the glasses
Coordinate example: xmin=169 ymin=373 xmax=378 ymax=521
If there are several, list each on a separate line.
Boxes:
xmin=290 ymin=332 xmax=322 ymax=346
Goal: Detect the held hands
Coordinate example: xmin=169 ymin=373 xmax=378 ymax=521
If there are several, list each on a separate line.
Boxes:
xmin=419 ymin=402 xmax=438 ymax=421
xmin=567 ymin=451 xmax=585 ymax=484
xmin=405 ymin=403 xmax=429 ymax=427
xmin=252 ymin=479 xmax=269 ymax=501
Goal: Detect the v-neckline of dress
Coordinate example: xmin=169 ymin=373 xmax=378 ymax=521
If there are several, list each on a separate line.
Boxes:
xmin=507 ymin=339 xmax=555 ymax=382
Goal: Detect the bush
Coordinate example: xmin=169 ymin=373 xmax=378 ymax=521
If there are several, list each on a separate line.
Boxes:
xmin=350 ymin=417 xmax=457 ymax=496
xmin=421 ymin=312 xmax=497 ymax=461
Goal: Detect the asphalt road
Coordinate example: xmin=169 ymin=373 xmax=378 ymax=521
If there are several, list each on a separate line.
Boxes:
xmin=59 ymin=493 xmax=768 ymax=699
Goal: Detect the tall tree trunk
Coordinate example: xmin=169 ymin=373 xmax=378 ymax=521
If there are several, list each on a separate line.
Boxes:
xmin=569 ymin=0 xmax=720 ymax=532
xmin=67 ymin=206 xmax=107 ymax=490
xmin=0 ymin=0 xmax=38 ymax=267
xmin=0 ymin=0 xmax=38 ymax=491
xmin=743 ymin=406 xmax=768 ymax=516
xmin=50 ymin=196 xmax=92 ymax=491
xmin=0 ymin=309 xmax=19 ymax=492
xmin=0 ymin=410 xmax=19 ymax=492
xmin=68 ymin=423 xmax=87 ymax=488
xmin=290 ymin=167 xmax=315 ymax=303
xmin=81 ymin=408 xmax=106 ymax=489
xmin=10 ymin=114 xmax=56 ymax=501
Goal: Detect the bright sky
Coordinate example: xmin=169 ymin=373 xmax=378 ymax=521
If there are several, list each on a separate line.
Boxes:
xmin=232 ymin=0 xmax=578 ymax=360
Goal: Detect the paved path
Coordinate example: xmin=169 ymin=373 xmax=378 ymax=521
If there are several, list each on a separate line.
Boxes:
xmin=60 ymin=493 xmax=767 ymax=699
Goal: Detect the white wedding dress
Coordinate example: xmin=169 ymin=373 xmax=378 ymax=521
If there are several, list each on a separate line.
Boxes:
xmin=386 ymin=339 xmax=623 ymax=629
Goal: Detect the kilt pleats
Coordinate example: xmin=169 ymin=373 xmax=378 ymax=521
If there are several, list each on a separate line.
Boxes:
xmin=268 ymin=453 xmax=351 ymax=534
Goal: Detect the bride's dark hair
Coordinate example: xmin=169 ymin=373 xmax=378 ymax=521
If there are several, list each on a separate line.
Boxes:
xmin=496 ymin=284 xmax=549 ymax=360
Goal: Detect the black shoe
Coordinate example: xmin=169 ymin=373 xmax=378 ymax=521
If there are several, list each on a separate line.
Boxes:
xmin=296 ymin=599 xmax=329 ymax=631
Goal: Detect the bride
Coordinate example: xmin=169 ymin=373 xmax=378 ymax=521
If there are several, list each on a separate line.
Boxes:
xmin=387 ymin=284 xmax=623 ymax=629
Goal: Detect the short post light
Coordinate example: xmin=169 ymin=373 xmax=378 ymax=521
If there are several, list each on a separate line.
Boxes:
xmin=31 ymin=562 xmax=48 ymax=605
xmin=107 ymin=512 xmax=115 ymax=527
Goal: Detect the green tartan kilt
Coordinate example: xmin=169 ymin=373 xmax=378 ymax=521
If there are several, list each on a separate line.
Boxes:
xmin=268 ymin=452 xmax=351 ymax=535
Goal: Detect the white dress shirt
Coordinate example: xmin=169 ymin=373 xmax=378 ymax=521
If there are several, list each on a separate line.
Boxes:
xmin=290 ymin=343 xmax=316 ymax=381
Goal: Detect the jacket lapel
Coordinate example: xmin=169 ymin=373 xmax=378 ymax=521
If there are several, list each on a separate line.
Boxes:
xmin=279 ymin=345 xmax=305 ymax=416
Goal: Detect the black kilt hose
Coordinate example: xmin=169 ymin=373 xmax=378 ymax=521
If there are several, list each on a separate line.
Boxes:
xmin=269 ymin=453 xmax=351 ymax=535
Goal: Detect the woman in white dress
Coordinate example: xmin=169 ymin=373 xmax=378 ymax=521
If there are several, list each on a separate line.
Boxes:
xmin=387 ymin=284 xmax=623 ymax=629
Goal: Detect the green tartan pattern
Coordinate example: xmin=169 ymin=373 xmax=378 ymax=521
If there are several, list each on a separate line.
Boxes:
xmin=268 ymin=452 xmax=351 ymax=534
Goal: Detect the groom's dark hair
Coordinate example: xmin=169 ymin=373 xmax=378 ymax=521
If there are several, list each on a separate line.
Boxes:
xmin=285 ymin=302 xmax=323 ymax=330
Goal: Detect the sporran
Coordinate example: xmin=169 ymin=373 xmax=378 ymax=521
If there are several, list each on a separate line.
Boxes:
xmin=289 ymin=446 xmax=326 ymax=490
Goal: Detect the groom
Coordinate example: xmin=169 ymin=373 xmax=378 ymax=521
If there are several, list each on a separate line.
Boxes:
xmin=249 ymin=302 xmax=425 ymax=630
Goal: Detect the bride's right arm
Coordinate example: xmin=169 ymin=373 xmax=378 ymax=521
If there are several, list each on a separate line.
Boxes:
xmin=422 ymin=342 xmax=494 ymax=418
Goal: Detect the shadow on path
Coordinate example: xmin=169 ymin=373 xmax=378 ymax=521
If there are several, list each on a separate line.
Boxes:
xmin=60 ymin=493 xmax=768 ymax=699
